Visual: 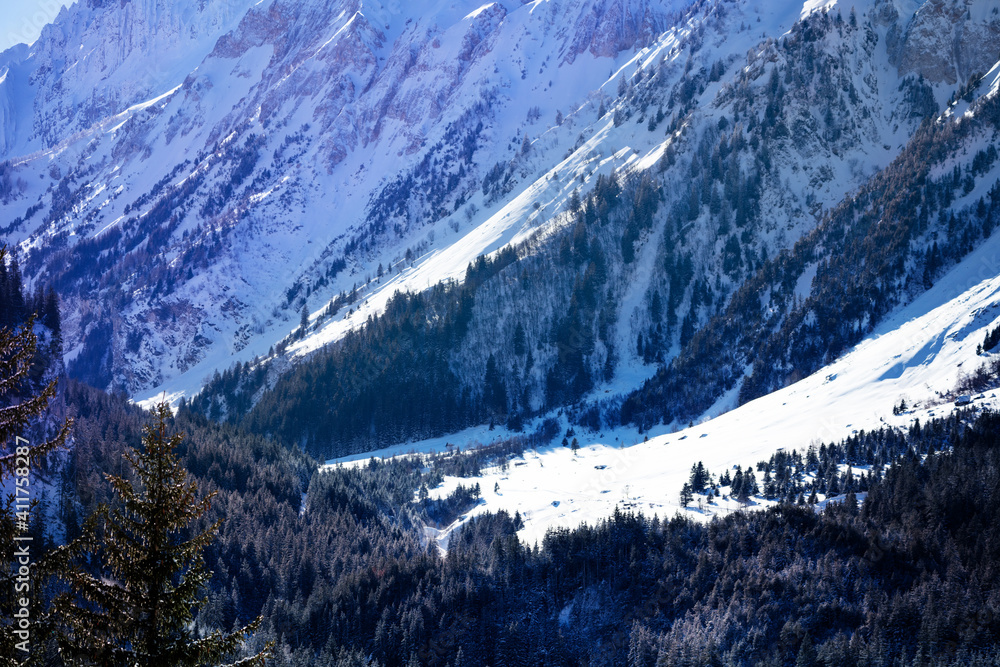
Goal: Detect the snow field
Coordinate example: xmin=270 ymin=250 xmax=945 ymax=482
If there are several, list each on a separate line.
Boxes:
xmin=335 ymin=224 xmax=1000 ymax=548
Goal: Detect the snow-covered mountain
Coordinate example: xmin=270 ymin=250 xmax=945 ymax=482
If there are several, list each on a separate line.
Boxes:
xmin=358 ymin=192 xmax=1000 ymax=546
xmin=2 ymin=0 xmax=999 ymax=455
xmin=0 ymin=0 xmax=258 ymax=157
xmin=4 ymin=0 xmax=689 ymax=394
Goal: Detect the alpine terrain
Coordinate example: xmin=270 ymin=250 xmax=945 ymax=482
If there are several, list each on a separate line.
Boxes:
xmin=2 ymin=0 xmax=1000 ymax=663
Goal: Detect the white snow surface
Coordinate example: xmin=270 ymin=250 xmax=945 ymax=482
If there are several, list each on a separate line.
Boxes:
xmin=3 ymin=0 xmax=951 ymax=403
xmin=7 ymin=0 xmax=1000 ymax=553
xmin=326 ymin=227 xmax=1000 ymax=548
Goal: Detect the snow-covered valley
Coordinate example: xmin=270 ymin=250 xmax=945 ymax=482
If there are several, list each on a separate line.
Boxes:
xmin=3 ymin=0 xmax=1000 ymax=555
xmin=3 ymin=0 xmax=996 ymax=551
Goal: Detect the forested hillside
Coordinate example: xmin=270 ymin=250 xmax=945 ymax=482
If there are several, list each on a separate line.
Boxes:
xmin=4 ymin=0 xmax=1000 ymax=661
xmin=624 ymin=80 xmax=1000 ymax=428
xmin=189 ymin=62 xmax=1000 ymax=460
xmin=4 ymin=238 xmax=1000 ymax=664
xmin=17 ymin=382 xmax=1000 ymax=666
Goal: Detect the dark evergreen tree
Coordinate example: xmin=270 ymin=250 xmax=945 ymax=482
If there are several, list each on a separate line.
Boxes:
xmin=0 ymin=336 xmax=70 ymax=473
xmin=744 ymin=467 xmax=759 ymax=497
xmin=795 ymin=633 xmax=817 ymax=667
xmin=650 ymin=290 xmax=662 ymax=323
xmin=730 ymin=467 xmax=743 ymax=496
xmin=982 ymin=323 xmax=1000 ymax=353
xmin=54 ymin=402 xmax=271 ymax=667
xmin=689 ymin=461 xmax=708 ymax=493
xmin=512 ymin=323 xmax=527 ymax=357
xmin=679 ymin=483 xmax=693 ymax=508
xmin=42 ymin=287 xmax=62 ymax=355
xmin=679 ymin=310 xmax=696 ymax=347
xmin=299 ymin=301 xmax=309 ymax=334
xmin=6 ymin=252 xmax=26 ymax=325
xmin=0 ymin=246 xmax=73 ymax=664
xmin=733 ymin=468 xmax=750 ymax=505
xmin=483 ymin=354 xmax=507 ymax=420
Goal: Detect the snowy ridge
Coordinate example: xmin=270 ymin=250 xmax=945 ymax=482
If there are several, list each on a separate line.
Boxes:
xmin=144 ymin=0 xmax=962 ymax=407
xmin=1 ymin=0 xmax=969 ymax=400
xmin=7 ymin=0 xmax=701 ymax=398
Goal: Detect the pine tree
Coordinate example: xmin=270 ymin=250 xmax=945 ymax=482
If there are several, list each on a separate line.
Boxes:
xmin=512 ymin=323 xmax=527 ymax=357
xmin=795 ymin=633 xmax=817 ymax=667
xmin=42 ymin=287 xmax=63 ymax=361
xmin=650 ymin=290 xmax=662 ymax=323
xmin=744 ymin=468 xmax=759 ymax=497
xmin=734 ymin=467 xmax=753 ymax=505
xmin=0 ymin=243 xmax=73 ymax=665
xmin=7 ymin=252 xmax=26 ymax=324
xmin=844 ymin=491 xmax=858 ymax=514
xmin=299 ymin=301 xmax=309 ymax=334
xmin=483 ymin=354 xmax=507 ymax=419
xmin=826 ymin=469 xmax=839 ymax=496
xmin=54 ymin=402 xmax=271 ymax=666
xmin=679 ymin=483 xmax=693 ymax=508
xmin=0 ymin=321 xmax=70 ymax=473
xmin=689 ymin=461 xmax=708 ymax=493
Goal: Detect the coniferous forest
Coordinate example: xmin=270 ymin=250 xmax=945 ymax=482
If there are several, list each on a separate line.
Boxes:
xmin=3 ymin=0 xmax=1000 ymax=662
xmin=3 ymin=259 xmax=1000 ymax=665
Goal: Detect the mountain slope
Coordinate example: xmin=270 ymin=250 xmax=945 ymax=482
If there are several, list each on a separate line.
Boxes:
xmin=5 ymin=0 xmax=690 ymax=395
xmin=186 ymin=0 xmax=999 ymax=461
xmin=3 ymin=0 xmax=1000 ymax=464
xmin=407 ymin=204 xmax=1000 ymax=546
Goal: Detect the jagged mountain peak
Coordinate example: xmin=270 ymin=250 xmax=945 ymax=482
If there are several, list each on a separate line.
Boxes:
xmin=0 ymin=0 xmax=258 ymax=157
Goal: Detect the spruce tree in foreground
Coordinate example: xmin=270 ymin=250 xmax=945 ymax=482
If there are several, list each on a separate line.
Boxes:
xmin=0 ymin=282 xmax=71 ymax=474
xmin=0 ymin=244 xmax=72 ymax=666
xmin=55 ymin=402 xmax=271 ymax=666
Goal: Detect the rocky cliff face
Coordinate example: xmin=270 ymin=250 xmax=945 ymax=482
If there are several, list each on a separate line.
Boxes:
xmin=0 ymin=0 xmax=256 ymax=156
xmin=1 ymin=0 xmax=997 ymax=404
xmin=886 ymin=0 xmax=1000 ymax=84
xmin=1 ymin=0 xmax=686 ymax=394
